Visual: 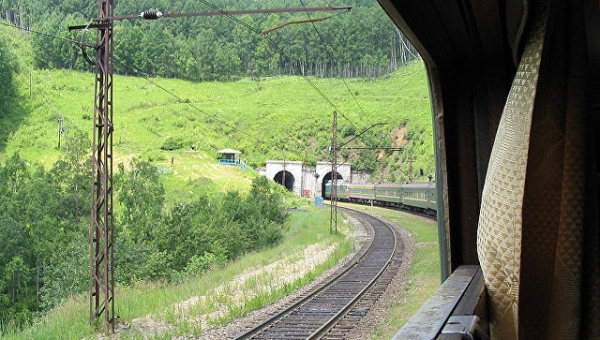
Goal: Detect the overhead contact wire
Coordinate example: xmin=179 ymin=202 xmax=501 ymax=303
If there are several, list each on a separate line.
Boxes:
xmin=0 ymin=20 xmax=83 ymax=45
xmin=298 ymin=0 xmax=369 ymax=128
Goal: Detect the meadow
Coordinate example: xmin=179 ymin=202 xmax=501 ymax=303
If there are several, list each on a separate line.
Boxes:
xmin=1 ymin=58 xmax=433 ymax=191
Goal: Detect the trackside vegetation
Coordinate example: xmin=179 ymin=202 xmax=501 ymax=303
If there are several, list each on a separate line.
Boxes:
xmin=0 ymin=146 xmax=290 ymax=334
xmin=2 ymin=201 xmax=354 ymax=339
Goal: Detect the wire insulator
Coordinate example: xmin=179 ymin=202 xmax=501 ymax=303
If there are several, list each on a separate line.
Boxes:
xmin=140 ymin=11 xmax=163 ymax=20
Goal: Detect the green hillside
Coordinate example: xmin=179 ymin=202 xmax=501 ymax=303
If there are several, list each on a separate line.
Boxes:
xmin=2 ymin=56 xmax=433 ymax=193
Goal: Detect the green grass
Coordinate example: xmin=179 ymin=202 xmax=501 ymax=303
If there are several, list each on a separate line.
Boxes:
xmin=2 ymin=203 xmax=355 ymax=339
xmin=1 ymin=58 xmax=432 ymax=184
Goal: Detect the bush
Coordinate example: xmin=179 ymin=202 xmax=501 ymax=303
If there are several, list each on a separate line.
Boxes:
xmin=160 ymin=137 xmax=184 ymax=151
xmin=184 ymin=242 xmax=228 ymax=275
xmin=143 ymin=150 xmax=167 ymax=162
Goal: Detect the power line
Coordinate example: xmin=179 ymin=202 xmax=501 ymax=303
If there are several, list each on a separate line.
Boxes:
xmin=295 ymin=0 xmax=391 ymax=163
xmin=2 ymin=4 xmax=353 ymax=130
xmin=0 ymin=15 xmax=292 ymax=154
xmin=196 ymin=0 xmax=351 ymax=116
xmin=104 ymin=1 xmax=358 ymax=159
xmin=298 ymin=0 xmax=368 ymax=127
xmin=3 ymin=3 xmax=368 ymax=158
xmin=330 ymin=110 xmax=338 ymax=234
xmin=0 ymin=20 xmax=83 ymax=45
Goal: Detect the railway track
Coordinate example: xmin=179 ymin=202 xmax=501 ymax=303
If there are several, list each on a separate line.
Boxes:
xmin=232 ymin=207 xmax=405 ymax=339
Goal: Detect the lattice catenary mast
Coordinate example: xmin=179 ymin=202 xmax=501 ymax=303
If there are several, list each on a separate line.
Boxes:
xmin=89 ymin=0 xmax=115 ymax=332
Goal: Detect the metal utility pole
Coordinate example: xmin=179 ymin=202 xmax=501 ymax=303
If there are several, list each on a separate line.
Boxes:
xmin=283 ymin=149 xmax=287 ymax=190
xmin=69 ymin=3 xmax=352 ymax=332
xmin=57 ymin=115 xmax=65 ymax=149
xmin=89 ymin=0 xmax=115 ymax=332
xmin=408 ymin=154 xmax=414 ymax=182
xmin=330 ymin=111 xmax=338 ymax=234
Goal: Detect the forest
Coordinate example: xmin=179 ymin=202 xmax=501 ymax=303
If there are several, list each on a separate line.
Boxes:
xmin=1 ymin=0 xmax=418 ymax=80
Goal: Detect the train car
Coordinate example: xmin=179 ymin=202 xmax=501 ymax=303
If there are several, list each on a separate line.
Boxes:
xmin=346 ymin=183 xmax=375 ymax=203
xmin=399 ymin=182 xmax=436 ymax=214
xmin=325 ymin=180 xmax=437 ymax=217
xmin=335 ymin=182 xmax=350 ymax=200
xmin=426 ymin=182 xmax=436 ymax=212
xmin=373 ymin=183 xmax=403 ymax=207
xmin=322 ymin=181 xmax=343 ymax=199
xmin=323 ymin=181 xmax=350 ymax=200
xmin=323 ymin=181 xmax=331 ymax=199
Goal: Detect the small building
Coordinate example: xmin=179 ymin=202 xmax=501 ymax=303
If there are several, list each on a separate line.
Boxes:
xmin=217 ymin=148 xmax=248 ymax=170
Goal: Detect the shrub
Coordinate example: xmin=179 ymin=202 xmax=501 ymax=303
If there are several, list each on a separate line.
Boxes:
xmin=143 ymin=150 xmax=167 ymax=162
xmin=160 ymin=137 xmax=184 ymax=151
xmin=184 ymin=242 xmax=228 ymax=275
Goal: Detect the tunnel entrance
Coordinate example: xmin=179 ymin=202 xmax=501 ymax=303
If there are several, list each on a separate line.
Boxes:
xmin=274 ymin=170 xmax=295 ymax=191
xmin=321 ymin=171 xmax=343 ymax=196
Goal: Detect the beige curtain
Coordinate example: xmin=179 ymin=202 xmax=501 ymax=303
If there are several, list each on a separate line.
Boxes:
xmin=477 ymin=0 xmax=599 ymax=339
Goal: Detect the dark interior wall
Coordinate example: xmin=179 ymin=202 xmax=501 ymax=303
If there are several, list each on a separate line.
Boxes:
xmin=378 ymin=0 xmax=600 ymax=336
xmin=376 ymin=0 xmax=517 ymax=276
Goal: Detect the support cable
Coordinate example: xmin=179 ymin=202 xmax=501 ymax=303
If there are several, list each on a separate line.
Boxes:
xmin=112 ymin=56 xmax=257 ymax=142
xmin=299 ymin=0 xmax=368 ymax=128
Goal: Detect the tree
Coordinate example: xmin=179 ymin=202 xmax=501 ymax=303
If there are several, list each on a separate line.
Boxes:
xmin=154 ymin=199 xmax=212 ymax=272
xmin=0 ymin=29 xmax=17 ymax=117
xmin=115 ymin=158 xmax=165 ymax=240
xmin=31 ymin=12 xmax=90 ymax=71
xmin=244 ymin=176 xmax=288 ymax=248
xmin=49 ymin=128 xmax=91 ymax=223
xmin=25 ymin=0 xmax=417 ymax=79
xmin=114 ymin=159 xmax=169 ymax=282
xmin=3 ymin=256 xmax=30 ymax=305
xmin=1 ymin=256 xmax=34 ymax=330
xmin=0 ymin=153 xmax=29 ymax=200
xmin=0 ymin=216 xmax=28 ymax=272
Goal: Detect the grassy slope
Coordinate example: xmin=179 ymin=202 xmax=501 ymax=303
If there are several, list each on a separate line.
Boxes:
xmin=1 ymin=59 xmax=432 ymax=194
xmin=4 ymin=200 xmax=354 ymax=339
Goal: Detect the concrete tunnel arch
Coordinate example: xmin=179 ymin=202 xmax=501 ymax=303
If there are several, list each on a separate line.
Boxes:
xmin=274 ymin=170 xmax=295 ymax=191
xmin=321 ymin=171 xmax=344 ymax=196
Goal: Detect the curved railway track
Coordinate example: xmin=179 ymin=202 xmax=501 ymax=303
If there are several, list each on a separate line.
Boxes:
xmin=232 ymin=207 xmax=405 ymax=339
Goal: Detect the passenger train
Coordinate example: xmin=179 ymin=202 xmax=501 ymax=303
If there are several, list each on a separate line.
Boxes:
xmin=323 ymin=180 xmax=436 ymax=217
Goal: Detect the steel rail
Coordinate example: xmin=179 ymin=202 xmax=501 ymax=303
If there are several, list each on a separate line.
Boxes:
xmin=307 ymin=210 xmax=398 ymax=339
xmin=233 ymin=208 xmax=399 ymax=339
xmin=232 ymin=235 xmax=372 ymax=339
